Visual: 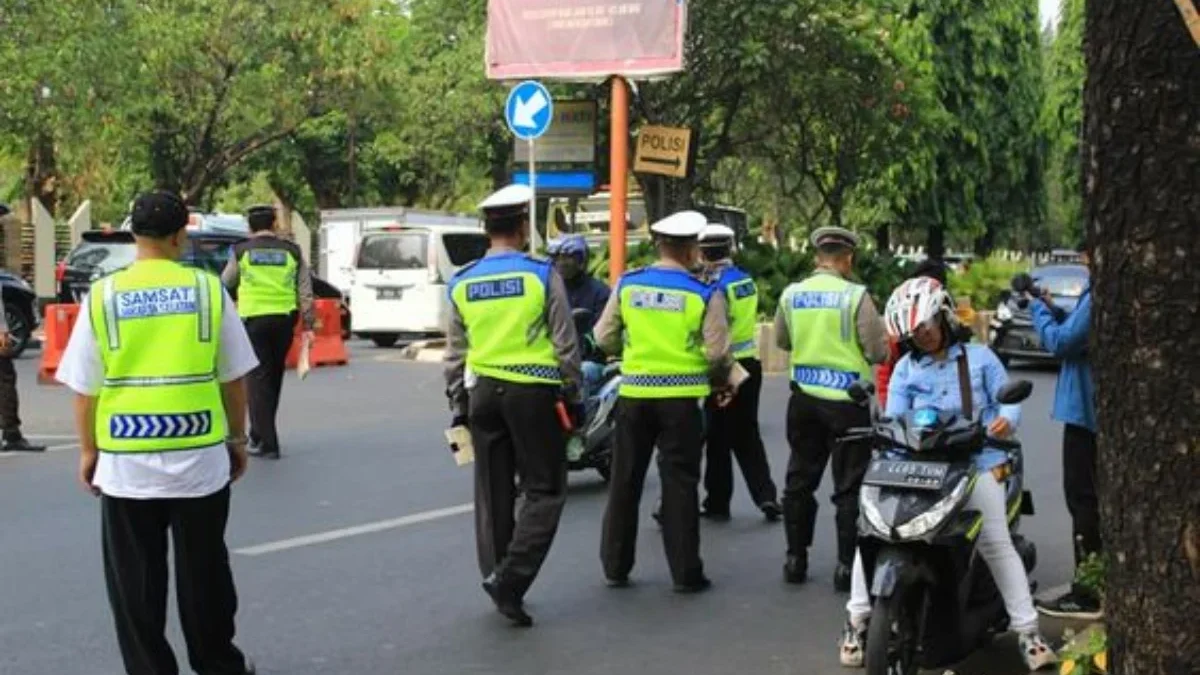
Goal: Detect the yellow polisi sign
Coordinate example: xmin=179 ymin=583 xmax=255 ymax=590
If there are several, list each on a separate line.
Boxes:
xmin=634 ymin=125 xmax=692 ymax=179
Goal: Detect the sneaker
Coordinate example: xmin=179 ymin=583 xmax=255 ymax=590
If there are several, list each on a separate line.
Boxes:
xmin=839 ymin=619 xmax=867 ymax=668
xmin=1036 ymin=588 xmax=1103 ymax=620
xmin=1018 ymin=632 xmax=1057 ymax=671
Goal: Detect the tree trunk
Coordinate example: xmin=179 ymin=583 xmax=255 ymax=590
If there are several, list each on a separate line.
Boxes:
xmin=1085 ymin=3 xmax=1200 ymax=674
xmin=925 ymin=224 xmax=945 ymax=259
xmin=973 ymin=220 xmax=997 ymax=258
xmin=874 ymin=223 xmax=891 ymax=253
xmin=24 ymin=133 xmax=58 ymax=217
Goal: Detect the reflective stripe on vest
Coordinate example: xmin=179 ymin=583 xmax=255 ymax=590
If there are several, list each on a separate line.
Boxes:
xmin=449 ymin=252 xmax=561 ymax=385
xmin=785 ymin=272 xmax=872 ymax=401
xmin=237 ymin=244 xmax=298 ymax=317
xmin=91 ymin=260 xmax=226 ymax=452
xmin=716 ymin=264 xmax=759 ymax=360
xmin=617 ymin=267 xmax=713 ymax=399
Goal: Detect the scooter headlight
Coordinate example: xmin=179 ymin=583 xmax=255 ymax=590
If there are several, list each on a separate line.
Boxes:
xmin=894 ymin=476 xmax=971 ymax=540
xmin=996 ymin=303 xmax=1013 ymax=322
xmin=860 ymin=486 xmax=891 ymax=538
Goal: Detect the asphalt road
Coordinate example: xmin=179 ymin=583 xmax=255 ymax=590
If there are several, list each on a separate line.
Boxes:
xmin=0 ymin=344 xmax=1077 ymax=675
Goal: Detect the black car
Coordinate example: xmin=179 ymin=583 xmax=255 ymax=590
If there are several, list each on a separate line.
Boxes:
xmin=990 ymin=263 xmax=1089 ymax=364
xmin=1 ymin=269 xmax=40 ymax=358
xmin=57 ymin=229 xmax=350 ymax=335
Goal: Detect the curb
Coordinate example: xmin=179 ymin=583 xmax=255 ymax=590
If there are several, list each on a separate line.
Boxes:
xmin=400 ymin=339 xmax=446 ymax=363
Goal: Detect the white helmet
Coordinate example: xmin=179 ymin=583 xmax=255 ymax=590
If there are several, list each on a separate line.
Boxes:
xmin=884 ymin=277 xmax=955 ymax=340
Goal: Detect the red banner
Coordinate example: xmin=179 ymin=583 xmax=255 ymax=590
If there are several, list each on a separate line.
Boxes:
xmin=486 ymin=0 xmax=687 ymax=81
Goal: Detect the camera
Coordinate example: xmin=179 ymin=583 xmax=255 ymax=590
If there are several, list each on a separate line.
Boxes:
xmin=1010 ymin=273 xmax=1043 ymax=309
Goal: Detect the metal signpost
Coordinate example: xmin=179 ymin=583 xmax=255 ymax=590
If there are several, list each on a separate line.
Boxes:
xmin=504 ymin=80 xmax=553 ymax=251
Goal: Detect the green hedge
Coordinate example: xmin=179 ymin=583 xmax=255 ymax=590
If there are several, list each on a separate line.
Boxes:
xmin=947 ymin=256 xmax=1030 ymax=310
xmin=586 ymin=240 xmax=915 ymax=319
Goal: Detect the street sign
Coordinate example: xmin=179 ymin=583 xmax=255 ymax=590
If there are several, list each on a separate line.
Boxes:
xmin=505 ymin=80 xmax=553 ymax=140
xmin=633 ymin=125 xmax=692 ymax=179
xmin=514 ymin=100 xmax=597 ymax=164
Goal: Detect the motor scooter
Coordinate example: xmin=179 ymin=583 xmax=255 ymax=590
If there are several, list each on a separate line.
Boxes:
xmin=842 ymin=379 xmax=1039 ymax=674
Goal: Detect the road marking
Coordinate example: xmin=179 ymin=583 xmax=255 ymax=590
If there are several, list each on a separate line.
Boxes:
xmin=27 ymin=434 xmax=77 ymax=441
xmin=234 ymin=502 xmax=474 ymax=556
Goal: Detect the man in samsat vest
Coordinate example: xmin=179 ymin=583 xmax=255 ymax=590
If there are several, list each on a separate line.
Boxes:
xmin=775 ymin=226 xmax=887 ymax=591
xmin=221 ymin=205 xmax=315 ymax=460
xmin=443 ymin=184 xmax=583 ymax=627
xmin=696 ymin=223 xmax=781 ymax=522
xmin=57 ymin=191 xmax=258 ymax=674
xmin=594 ymin=210 xmax=734 ymax=593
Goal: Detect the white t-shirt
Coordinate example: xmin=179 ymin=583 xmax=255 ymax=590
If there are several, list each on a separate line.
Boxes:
xmin=56 ymin=290 xmax=259 ymax=499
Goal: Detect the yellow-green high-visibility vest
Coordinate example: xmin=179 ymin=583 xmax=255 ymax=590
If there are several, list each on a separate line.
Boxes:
xmin=617 ymin=266 xmax=714 ymax=399
xmin=783 ymin=271 xmax=872 ymax=401
xmin=236 ymin=239 xmax=299 ymax=318
xmin=449 ymin=252 xmax=561 ymax=385
xmin=90 ymin=259 xmax=226 ymax=452
xmin=713 ymin=263 xmax=759 ymax=360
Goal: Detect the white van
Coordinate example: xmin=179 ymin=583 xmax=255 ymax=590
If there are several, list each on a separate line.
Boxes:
xmin=348 ymin=224 xmax=489 ymax=347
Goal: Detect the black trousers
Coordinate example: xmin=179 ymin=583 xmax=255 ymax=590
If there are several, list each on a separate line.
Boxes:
xmin=102 ymin=486 xmax=247 ymax=675
xmin=469 ymin=377 xmax=568 ymax=599
xmin=1063 ymin=424 xmax=1102 ymax=566
xmin=0 ymin=355 xmax=21 ymax=436
xmin=244 ymin=313 xmax=295 ymax=453
xmin=782 ymin=388 xmax=872 ymax=565
xmin=703 ymin=358 xmax=778 ymax=513
xmin=601 ymin=397 xmax=706 ymax=585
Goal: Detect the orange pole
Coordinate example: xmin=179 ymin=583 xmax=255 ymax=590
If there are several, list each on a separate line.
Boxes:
xmin=608 ymin=76 xmax=629 ymax=286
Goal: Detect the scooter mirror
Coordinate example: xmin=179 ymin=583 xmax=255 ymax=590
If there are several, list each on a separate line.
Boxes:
xmin=996 ymin=380 xmax=1033 ymax=405
xmin=1011 ymin=273 xmax=1034 ymax=294
xmin=848 ymin=381 xmax=876 ymax=405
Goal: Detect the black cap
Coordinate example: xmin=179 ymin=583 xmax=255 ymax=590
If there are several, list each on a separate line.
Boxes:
xmin=130 ymin=191 xmax=189 ymax=237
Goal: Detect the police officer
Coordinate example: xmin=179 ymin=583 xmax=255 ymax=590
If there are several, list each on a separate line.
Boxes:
xmin=56 ymin=191 xmax=258 ymax=675
xmin=0 ymin=209 xmax=43 ymax=453
xmin=775 ymin=226 xmax=887 ymax=590
xmin=595 ymin=211 xmax=734 ymax=593
xmin=444 ymin=184 xmax=582 ymax=627
xmin=697 ymin=223 xmax=780 ymax=521
xmin=221 ymin=205 xmax=314 ymax=460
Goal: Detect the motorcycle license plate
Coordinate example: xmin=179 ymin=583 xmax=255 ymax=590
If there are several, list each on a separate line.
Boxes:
xmin=863 ymin=459 xmax=950 ymax=490
xmin=376 ymin=287 xmax=405 ymax=300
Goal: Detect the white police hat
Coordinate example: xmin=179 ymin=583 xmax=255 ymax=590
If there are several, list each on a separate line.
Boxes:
xmin=477 ymin=184 xmax=533 ymax=213
xmin=699 ymin=223 xmax=736 ymax=242
xmin=810 ymin=226 xmax=861 ymax=250
xmin=649 ymin=210 xmax=706 ymax=239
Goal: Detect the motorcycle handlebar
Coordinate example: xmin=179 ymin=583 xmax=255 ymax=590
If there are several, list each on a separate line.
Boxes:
xmin=986 ymin=436 xmax=1022 ymax=450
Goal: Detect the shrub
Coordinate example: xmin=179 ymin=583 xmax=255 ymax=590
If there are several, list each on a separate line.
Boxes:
xmin=1058 ymin=625 xmax=1108 ymax=675
xmin=948 ymin=256 xmax=1030 ymax=309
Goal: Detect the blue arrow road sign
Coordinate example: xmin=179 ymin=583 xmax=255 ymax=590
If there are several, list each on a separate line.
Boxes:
xmin=505 ymin=80 xmax=553 ymax=140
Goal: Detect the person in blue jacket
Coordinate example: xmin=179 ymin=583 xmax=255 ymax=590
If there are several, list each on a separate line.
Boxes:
xmin=1030 ymin=247 xmax=1101 ymax=620
xmin=548 ymin=235 xmax=610 ymax=393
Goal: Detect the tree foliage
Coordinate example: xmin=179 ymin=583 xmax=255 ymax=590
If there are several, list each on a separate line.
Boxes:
xmin=1042 ymin=0 xmax=1085 ymax=247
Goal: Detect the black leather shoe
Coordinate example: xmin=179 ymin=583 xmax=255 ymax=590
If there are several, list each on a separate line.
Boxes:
xmin=1 ymin=434 xmax=45 ymax=452
xmin=672 ymin=576 xmax=712 ymax=594
xmin=760 ymin=501 xmax=783 ymax=522
xmin=248 ymin=446 xmax=281 ymax=460
xmin=699 ymin=507 xmax=731 ymax=522
xmin=784 ymin=553 xmax=808 ymax=585
xmin=834 ymin=562 xmax=852 ymax=593
xmin=482 ymin=575 xmax=533 ymax=627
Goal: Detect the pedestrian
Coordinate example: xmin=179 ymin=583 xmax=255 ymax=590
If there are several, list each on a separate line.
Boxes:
xmin=443 ymin=184 xmax=583 ymax=627
xmin=594 ymin=210 xmax=734 ymax=593
xmin=221 ymin=205 xmax=315 ymax=460
xmin=0 ymin=211 xmax=44 ymax=453
xmin=775 ymin=227 xmax=888 ymax=590
xmin=1031 ymin=242 xmax=1102 ymax=620
xmin=696 ymin=223 xmax=781 ymax=522
xmin=56 ymin=190 xmax=258 ymax=675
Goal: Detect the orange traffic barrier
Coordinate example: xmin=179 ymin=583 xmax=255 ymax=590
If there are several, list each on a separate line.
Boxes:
xmin=38 ymin=304 xmax=81 ymax=385
xmin=285 ymin=299 xmax=349 ymax=370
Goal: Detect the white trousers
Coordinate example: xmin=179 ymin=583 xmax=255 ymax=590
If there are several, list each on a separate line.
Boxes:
xmin=846 ymin=471 xmax=1039 ymax=635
